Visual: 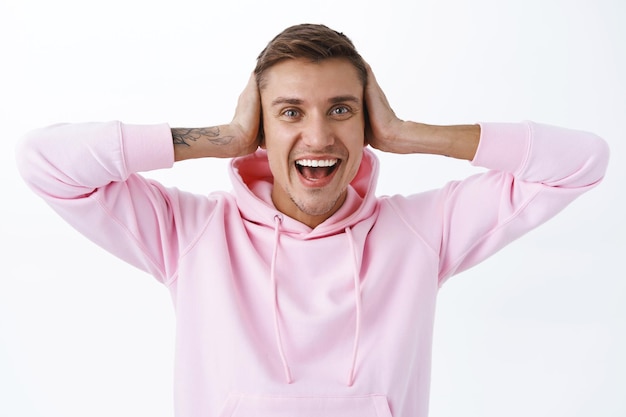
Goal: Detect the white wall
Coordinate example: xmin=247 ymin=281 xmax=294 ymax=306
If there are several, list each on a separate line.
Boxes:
xmin=1 ymin=0 xmax=624 ymax=416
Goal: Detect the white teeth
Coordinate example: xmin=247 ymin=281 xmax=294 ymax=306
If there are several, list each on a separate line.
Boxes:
xmin=296 ymin=159 xmax=338 ymax=167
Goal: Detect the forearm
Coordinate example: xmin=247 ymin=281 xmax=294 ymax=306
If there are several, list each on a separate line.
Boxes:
xmin=173 ymin=73 xmax=262 ymax=161
xmin=172 ymin=125 xmax=240 ymax=161
xmin=364 ymin=64 xmax=480 ymax=160
xmin=393 ymin=122 xmax=480 ymax=161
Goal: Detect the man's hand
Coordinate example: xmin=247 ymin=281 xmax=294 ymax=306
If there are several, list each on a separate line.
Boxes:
xmin=173 ymin=73 xmax=262 ymax=161
xmin=365 ymin=64 xmax=479 ymax=161
xmin=364 ymin=63 xmax=407 ymax=153
xmin=229 ymin=72 xmax=263 ymax=156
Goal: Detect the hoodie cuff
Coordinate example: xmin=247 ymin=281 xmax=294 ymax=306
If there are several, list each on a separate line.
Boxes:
xmin=120 ymin=123 xmax=175 ymax=174
xmin=471 ymin=122 xmax=532 ymax=175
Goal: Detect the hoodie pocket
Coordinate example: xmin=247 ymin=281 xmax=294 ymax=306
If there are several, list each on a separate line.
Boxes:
xmin=219 ymin=394 xmax=392 ymax=417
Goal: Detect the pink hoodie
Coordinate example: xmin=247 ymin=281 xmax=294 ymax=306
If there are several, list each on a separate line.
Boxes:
xmin=16 ymin=121 xmax=609 ymax=416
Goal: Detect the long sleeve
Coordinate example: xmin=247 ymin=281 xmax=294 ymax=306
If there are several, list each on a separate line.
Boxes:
xmin=387 ymin=121 xmax=610 ymax=285
xmin=445 ymin=121 xmax=609 ymax=282
xmin=15 ymin=121 xmax=207 ymax=284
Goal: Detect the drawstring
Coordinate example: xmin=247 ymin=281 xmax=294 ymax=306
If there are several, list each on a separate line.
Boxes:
xmin=269 ymin=216 xmax=362 ymax=386
xmin=271 ymin=214 xmax=293 ymax=384
xmin=345 ymin=226 xmax=362 ymax=386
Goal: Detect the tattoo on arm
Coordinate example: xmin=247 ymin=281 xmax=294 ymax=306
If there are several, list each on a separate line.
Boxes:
xmin=172 ymin=127 xmax=234 ymax=147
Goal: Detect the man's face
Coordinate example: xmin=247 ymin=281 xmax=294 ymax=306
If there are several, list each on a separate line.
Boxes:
xmin=260 ymin=58 xmax=366 ymax=228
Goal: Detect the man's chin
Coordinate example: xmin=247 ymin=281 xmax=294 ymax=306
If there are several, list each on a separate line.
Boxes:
xmin=292 ymin=192 xmax=347 ymax=219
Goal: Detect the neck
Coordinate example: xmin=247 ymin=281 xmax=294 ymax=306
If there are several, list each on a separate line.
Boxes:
xmin=271 ymin=188 xmax=347 ymax=229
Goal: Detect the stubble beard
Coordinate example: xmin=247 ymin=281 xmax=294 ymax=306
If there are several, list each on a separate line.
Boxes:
xmin=289 ymin=188 xmax=347 ymax=219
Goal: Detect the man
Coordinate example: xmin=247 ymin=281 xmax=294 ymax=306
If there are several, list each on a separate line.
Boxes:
xmin=17 ymin=24 xmax=609 ymax=417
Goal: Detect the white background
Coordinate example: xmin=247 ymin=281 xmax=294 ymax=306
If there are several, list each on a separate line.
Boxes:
xmin=1 ymin=0 xmax=624 ymax=416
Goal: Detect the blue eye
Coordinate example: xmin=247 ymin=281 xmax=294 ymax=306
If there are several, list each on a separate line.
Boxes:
xmin=332 ymin=106 xmax=350 ymax=115
xmin=283 ymin=109 xmax=299 ymax=118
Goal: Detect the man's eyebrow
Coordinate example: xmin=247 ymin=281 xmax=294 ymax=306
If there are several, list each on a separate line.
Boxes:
xmin=271 ymin=97 xmax=303 ymax=106
xmin=328 ymin=95 xmax=361 ymax=105
xmin=270 ymin=95 xmax=361 ymax=107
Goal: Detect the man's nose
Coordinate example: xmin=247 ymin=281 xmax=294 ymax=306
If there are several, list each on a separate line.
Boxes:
xmin=302 ymin=114 xmax=334 ymax=148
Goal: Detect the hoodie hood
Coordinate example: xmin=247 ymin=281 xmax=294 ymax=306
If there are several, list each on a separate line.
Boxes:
xmin=229 ymin=147 xmax=380 ymax=238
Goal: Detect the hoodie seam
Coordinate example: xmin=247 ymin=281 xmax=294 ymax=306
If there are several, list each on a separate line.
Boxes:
xmin=437 ymin=185 xmax=544 ymax=287
xmin=91 ymin=187 xmax=220 ymax=288
xmin=383 ymin=198 xmax=440 ymax=258
xmin=115 ymin=121 xmax=179 ymax=285
xmin=514 ymin=121 xmax=534 ymax=177
xmin=91 ymin=192 xmax=170 ymax=283
xmin=438 ymin=122 xmax=535 ymax=286
xmin=115 ymin=121 xmax=131 ymax=179
xmin=228 ymin=393 xmax=389 ymax=400
xmin=165 ymin=196 xmax=223 ymax=288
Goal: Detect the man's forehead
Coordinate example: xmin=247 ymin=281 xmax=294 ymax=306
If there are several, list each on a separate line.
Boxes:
xmin=261 ymin=59 xmax=363 ymax=106
xmin=263 ymin=58 xmax=362 ymax=87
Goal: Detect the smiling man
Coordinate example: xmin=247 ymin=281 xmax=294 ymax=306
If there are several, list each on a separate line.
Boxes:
xmin=17 ymin=24 xmax=609 ymax=417
xmin=262 ymin=57 xmax=366 ymax=227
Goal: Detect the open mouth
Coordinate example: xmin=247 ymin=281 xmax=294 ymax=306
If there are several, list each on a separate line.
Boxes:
xmin=295 ymin=159 xmax=340 ymax=181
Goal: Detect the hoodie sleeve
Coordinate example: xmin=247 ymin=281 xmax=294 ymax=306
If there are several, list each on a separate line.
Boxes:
xmin=423 ymin=121 xmax=609 ymax=285
xmin=15 ymin=121 xmax=201 ymax=284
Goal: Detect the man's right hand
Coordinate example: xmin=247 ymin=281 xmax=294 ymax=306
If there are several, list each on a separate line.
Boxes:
xmin=173 ymin=73 xmax=262 ymax=161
